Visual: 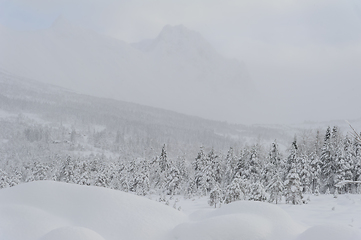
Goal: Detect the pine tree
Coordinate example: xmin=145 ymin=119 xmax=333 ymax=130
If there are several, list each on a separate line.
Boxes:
xmin=224 ymin=177 xmax=248 ymax=204
xmin=200 ymin=149 xmax=218 ymax=195
xmin=284 ymin=168 xmax=303 ymax=205
xmin=310 ymin=151 xmax=322 ymax=194
xmin=267 ymin=171 xmax=284 ymax=204
xmin=249 ymin=181 xmax=267 ymax=202
xmin=193 ymin=147 xmax=206 ymax=193
xmin=299 ymin=154 xmax=312 ymax=193
xmin=208 ymin=183 xmax=222 ymax=208
xmin=343 ymin=136 xmax=354 ymax=182
xmin=59 ymin=156 xmax=75 ymax=183
xmin=159 ymin=144 xmax=170 ymax=173
xmin=265 ymin=142 xmax=283 ymax=187
xmin=320 ymin=126 xmax=333 ymax=191
xmin=223 ymin=147 xmax=237 ymax=187
xmin=235 ymin=148 xmax=248 ymax=179
xmin=248 ymin=144 xmax=262 ymax=183
xmin=0 ymin=169 xmax=9 ymax=189
xmin=164 ymin=162 xmax=182 ymax=195
xmin=133 ymin=159 xmax=150 ymax=196
xmin=286 ymin=139 xmax=300 ymax=176
xmin=352 ymin=137 xmax=361 ymax=183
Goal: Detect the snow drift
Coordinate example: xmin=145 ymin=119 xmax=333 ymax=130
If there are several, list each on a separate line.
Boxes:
xmin=38 ymin=226 xmax=105 ymax=240
xmin=0 ymin=181 xmax=186 ymax=240
xmin=296 ymin=224 xmax=361 ymax=240
xmin=171 ymin=201 xmax=305 ymax=240
xmin=0 ymin=181 xmax=360 ymax=240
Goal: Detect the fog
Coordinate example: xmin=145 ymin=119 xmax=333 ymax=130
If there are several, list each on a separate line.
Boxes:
xmin=1 ymin=0 xmax=361 ymax=124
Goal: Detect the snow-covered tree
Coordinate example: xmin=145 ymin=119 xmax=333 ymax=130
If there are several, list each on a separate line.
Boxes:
xmin=284 ymin=168 xmax=303 ymax=205
xmin=299 ymin=154 xmax=312 ymax=193
xmin=267 ymin=171 xmax=284 ymax=204
xmin=249 ymin=181 xmax=267 ymax=202
xmin=208 ymin=183 xmax=222 ymax=208
xmin=223 ymin=177 xmax=248 ymax=204
xmin=223 ymin=147 xmax=237 ymax=187
xmin=164 ymin=162 xmax=182 ymax=195
xmin=59 ymin=156 xmax=75 ymax=183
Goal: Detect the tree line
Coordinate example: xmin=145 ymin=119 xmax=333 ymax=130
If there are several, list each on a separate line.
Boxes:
xmin=1 ymin=125 xmax=361 ymax=206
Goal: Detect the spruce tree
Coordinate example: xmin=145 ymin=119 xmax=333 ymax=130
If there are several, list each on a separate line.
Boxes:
xmin=267 ymin=171 xmax=284 ymax=204
xmin=284 ymin=168 xmax=303 ymax=205
xmin=223 ymin=147 xmax=237 ymax=187
xmin=208 ymin=183 xmax=222 ymax=208
xmin=249 ymin=181 xmax=267 ymax=202
xmin=224 ymin=177 xmax=248 ymax=204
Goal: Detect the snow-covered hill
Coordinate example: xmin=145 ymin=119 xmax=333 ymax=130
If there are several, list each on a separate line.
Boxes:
xmin=0 ymin=18 xmax=252 ymax=122
xmin=0 ymin=181 xmax=186 ymax=240
xmin=0 ymin=181 xmax=360 ymax=240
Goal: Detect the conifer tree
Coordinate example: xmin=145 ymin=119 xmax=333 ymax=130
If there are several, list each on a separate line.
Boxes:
xmin=224 ymin=177 xmax=248 ymax=203
xmin=208 ymin=183 xmax=222 ymax=208
xmin=286 ymin=139 xmax=300 ymax=176
xmin=193 ymin=147 xmax=206 ymax=192
xmin=267 ymin=170 xmax=284 ymax=204
xmin=249 ymin=181 xmax=267 ymax=202
xmin=200 ymin=148 xmax=218 ymax=195
xmin=299 ymin=154 xmax=312 ymax=193
xmin=320 ymin=126 xmax=333 ymax=191
xmin=0 ymin=169 xmax=10 ymax=189
xmin=310 ymin=152 xmax=322 ymax=194
xmin=59 ymin=156 xmax=75 ymax=183
xmin=248 ymin=144 xmax=262 ymax=183
xmin=284 ymin=168 xmax=303 ymax=205
xmin=164 ymin=162 xmax=182 ymax=195
xmin=265 ymin=142 xmax=283 ymax=187
xmin=223 ymin=147 xmax=237 ymax=187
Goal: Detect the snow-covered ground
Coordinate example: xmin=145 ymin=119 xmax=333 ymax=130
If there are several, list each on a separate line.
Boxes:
xmin=0 ymin=181 xmax=360 ymax=240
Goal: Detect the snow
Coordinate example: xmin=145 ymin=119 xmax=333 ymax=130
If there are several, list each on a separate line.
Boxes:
xmin=0 ymin=181 xmax=186 ymax=240
xmin=296 ymin=224 xmax=361 ymax=240
xmin=0 ymin=110 xmax=15 ymax=119
xmin=38 ymin=226 xmax=105 ymax=240
xmin=0 ymin=20 xmax=253 ymax=123
xmin=279 ymin=194 xmax=361 ymax=229
xmin=171 ymin=201 xmax=305 ymax=240
xmin=0 ymin=181 xmax=361 ymax=240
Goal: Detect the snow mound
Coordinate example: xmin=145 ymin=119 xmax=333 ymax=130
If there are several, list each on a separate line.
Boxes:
xmin=38 ymin=226 xmax=105 ymax=240
xmin=171 ymin=201 xmax=305 ymax=240
xmin=0 ymin=181 xmax=186 ymax=240
xmin=296 ymin=224 xmax=361 ymax=240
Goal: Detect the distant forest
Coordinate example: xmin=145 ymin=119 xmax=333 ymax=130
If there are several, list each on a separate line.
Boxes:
xmin=1 ymin=71 xmax=361 ymax=206
xmin=1 ymin=121 xmax=361 ymax=206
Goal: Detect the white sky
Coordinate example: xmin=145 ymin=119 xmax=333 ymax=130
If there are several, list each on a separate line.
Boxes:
xmin=1 ymin=0 xmax=361 ymax=124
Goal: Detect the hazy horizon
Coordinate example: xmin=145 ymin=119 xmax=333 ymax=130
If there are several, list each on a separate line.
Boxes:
xmin=1 ymin=0 xmax=361 ymax=125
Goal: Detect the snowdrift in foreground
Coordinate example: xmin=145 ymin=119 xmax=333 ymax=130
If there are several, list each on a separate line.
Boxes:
xmin=171 ymin=201 xmax=305 ymax=240
xmin=0 ymin=181 xmax=186 ymax=240
xmin=296 ymin=224 xmax=361 ymax=240
xmin=0 ymin=181 xmax=360 ymax=240
xmin=38 ymin=226 xmax=105 ymax=240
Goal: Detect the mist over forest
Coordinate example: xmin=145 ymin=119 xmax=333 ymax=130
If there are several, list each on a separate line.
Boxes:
xmin=1 ymin=1 xmax=361 ymax=240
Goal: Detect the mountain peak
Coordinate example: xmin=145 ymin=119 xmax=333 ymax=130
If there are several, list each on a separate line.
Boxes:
xmin=51 ymin=16 xmax=75 ymax=31
xmin=156 ymin=24 xmax=203 ymax=43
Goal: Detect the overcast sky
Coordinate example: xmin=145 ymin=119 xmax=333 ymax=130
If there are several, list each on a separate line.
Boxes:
xmin=1 ymin=0 xmax=361 ymax=124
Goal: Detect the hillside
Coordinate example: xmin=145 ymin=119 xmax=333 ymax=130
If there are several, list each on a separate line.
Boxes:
xmin=0 ymin=19 xmax=252 ymax=123
xmin=0 ymin=70 xmax=248 ymax=161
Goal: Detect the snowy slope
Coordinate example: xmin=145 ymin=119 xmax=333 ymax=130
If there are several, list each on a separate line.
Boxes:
xmin=1 ymin=181 xmax=360 ymax=240
xmin=0 ymin=17 xmax=150 ymax=101
xmin=0 ymin=19 xmax=252 ymax=123
xmin=0 ymin=181 xmax=186 ymax=240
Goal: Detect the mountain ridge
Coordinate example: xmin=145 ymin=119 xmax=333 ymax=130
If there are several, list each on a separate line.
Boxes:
xmin=0 ymin=19 xmax=253 ymax=123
